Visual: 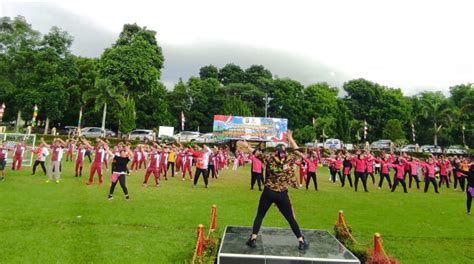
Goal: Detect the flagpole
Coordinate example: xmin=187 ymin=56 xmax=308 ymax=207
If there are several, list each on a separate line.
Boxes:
xmin=77 ymin=107 xmax=83 ymax=136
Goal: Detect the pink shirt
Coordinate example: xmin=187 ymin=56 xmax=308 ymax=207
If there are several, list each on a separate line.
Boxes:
xmin=389 ymin=163 xmax=405 ymax=179
xmin=352 ymin=157 xmax=366 ymax=173
xmin=419 ymin=162 xmax=436 ymax=178
xmin=249 ymin=155 xmax=263 ymax=173
xmin=303 ymin=156 xmax=318 ymax=173
xmin=365 ymin=158 xmax=374 ymax=173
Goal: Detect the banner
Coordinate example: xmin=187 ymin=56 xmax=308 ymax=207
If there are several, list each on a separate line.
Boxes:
xmin=213 ymin=115 xmax=288 ymax=142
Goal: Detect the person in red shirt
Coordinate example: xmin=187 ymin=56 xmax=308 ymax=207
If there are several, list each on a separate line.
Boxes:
xmin=296 ymin=159 xmax=307 ymax=188
xmin=189 ymin=145 xmax=212 ymax=188
xmin=208 ymin=147 xmax=219 ymax=180
xmin=139 ymin=148 xmax=148 ymax=169
xmin=375 ymin=154 xmax=393 ymax=190
xmin=143 ymin=144 xmax=161 ymax=187
xmin=74 ymin=143 xmax=87 ymax=177
xmin=65 ymin=139 xmax=76 ymax=162
xmin=159 ymin=146 xmax=169 ymax=180
xmin=83 ymin=138 xmax=107 ymax=185
xmin=11 ymin=142 xmax=26 ymax=171
xmin=181 ymin=149 xmax=193 ymax=181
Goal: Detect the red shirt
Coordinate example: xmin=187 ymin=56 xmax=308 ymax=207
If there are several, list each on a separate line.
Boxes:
xmin=51 ymin=146 xmax=61 ymax=161
xmin=352 ymin=157 xmax=366 ymax=173
xmin=389 ymin=163 xmax=405 ymax=179
xmin=303 ymin=156 xmax=318 ymax=173
xmin=249 ymin=155 xmax=263 ymax=173
xmin=93 ymin=147 xmax=105 ymax=163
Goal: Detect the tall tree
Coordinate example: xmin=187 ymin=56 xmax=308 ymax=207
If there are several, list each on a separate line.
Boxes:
xmin=82 ymin=78 xmax=125 ymax=136
xmin=418 ymin=92 xmax=452 ymax=145
xmin=199 ymin=65 xmax=219 ymax=80
xmin=218 ymin=63 xmax=245 ymax=85
xmin=383 ymin=119 xmax=405 ymax=141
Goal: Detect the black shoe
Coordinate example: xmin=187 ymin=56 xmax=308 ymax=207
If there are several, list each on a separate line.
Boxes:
xmin=298 ymin=239 xmax=309 ymax=250
xmin=246 ymin=237 xmax=256 ymax=248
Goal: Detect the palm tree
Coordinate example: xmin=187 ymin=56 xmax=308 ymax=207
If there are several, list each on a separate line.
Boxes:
xmin=420 ymin=96 xmax=452 ymax=146
xmin=82 ymin=78 xmax=125 ymax=137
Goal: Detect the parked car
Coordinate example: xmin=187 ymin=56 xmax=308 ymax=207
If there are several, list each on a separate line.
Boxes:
xmin=129 ymin=129 xmax=155 ymax=141
xmin=370 ymin=140 xmax=392 ymax=151
xmin=401 ymin=144 xmax=418 ymax=153
xmin=420 ymin=145 xmax=442 ymax=154
xmin=446 ymin=145 xmax=468 ymax=155
xmin=195 ymin=133 xmax=216 ymax=143
xmin=323 ymin=139 xmax=342 ymax=150
xmin=174 ymin=131 xmax=201 ymax=142
xmin=305 ymin=142 xmax=323 ymax=148
xmin=80 ymin=127 xmax=116 ymax=138
xmin=343 ymin=143 xmax=354 ymax=150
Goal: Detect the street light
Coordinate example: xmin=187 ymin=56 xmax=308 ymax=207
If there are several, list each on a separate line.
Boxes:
xmin=263 ymin=93 xmax=273 ymax=118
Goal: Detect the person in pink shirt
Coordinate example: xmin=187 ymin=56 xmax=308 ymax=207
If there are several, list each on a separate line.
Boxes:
xmin=404 ymin=157 xmax=421 ymax=189
xmin=130 ymin=147 xmax=141 ymax=172
xmin=159 ymin=146 xmax=169 ymax=180
xmin=375 ymin=154 xmax=393 ymax=190
xmin=389 ymin=158 xmax=408 ymax=193
xmin=65 ymin=139 xmax=76 ymax=162
xmin=300 ymin=150 xmax=319 ymax=191
xmin=249 ymin=150 xmax=264 ymax=191
xmin=334 ymin=154 xmax=343 ymax=184
xmin=352 ymin=152 xmax=368 ymax=192
xmin=365 ymin=154 xmax=375 ymax=184
xmin=342 ymin=154 xmax=353 ymax=188
xmin=436 ymin=155 xmax=451 ymax=189
xmin=418 ymin=155 xmax=440 ymax=193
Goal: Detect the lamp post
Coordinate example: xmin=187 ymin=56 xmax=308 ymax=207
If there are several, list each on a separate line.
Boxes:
xmin=0 ymin=103 xmax=5 ymax=122
xmin=263 ymin=93 xmax=273 ymax=118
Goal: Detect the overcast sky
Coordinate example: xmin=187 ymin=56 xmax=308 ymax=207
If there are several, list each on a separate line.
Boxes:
xmin=2 ymin=0 xmax=473 ymax=95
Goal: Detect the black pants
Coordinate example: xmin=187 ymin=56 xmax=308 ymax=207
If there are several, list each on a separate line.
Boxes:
xmin=354 ymin=171 xmax=368 ymax=191
xmin=109 ymin=174 xmax=128 ymax=195
xmin=85 ymin=151 xmax=92 ymax=163
xmin=379 ymin=173 xmax=392 ymax=189
xmin=329 ymin=168 xmax=337 ymax=182
xmin=391 ymin=178 xmax=407 ymax=193
xmin=438 ymin=175 xmax=449 ymax=188
xmin=467 ymin=188 xmax=472 ymax=213
xmin=306 ymin=171 xmax=317 ymax=190
xmin=424 ymin=177 xmax=439 ymax=193
xmin=167 ymin=162 xmax=175 ymax=177
xmin=194 ymin=168 xmax=209 ymax=186
xmin=409 ymin=174 xmax=420 ymax=189
xmin=375 ymin=166 xmax=380 ymax=175
xmin=251 ymin=171 xmax=263 ymax=190
xmin=366 ymin=172 xmax=375 ymax=184
xmin=32 ymin=160 xmax=47 ymax=175
xmin=454 ymin=177 xmax=466 ymax=191
xmin=342 ymin=173 xmax=353 ymax=187
xmin=252 ymin=188 xmax=302 ymax=238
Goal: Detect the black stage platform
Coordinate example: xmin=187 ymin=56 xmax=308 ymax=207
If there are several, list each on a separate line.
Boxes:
xmin=218 ymin=226 xmax=360 ymax=264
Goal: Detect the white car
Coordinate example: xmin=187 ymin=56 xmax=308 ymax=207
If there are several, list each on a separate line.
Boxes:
xmin=80 ymin=127 xmax=116 ymax=138
xmin=129 ymin=129 xmax=155 ymax=141
xmin=420 ymin=145 xmax=442 ymax=154
xmin=370 ymin=140 xmax=392 ymax=151
xmin=195 ymin=133 xmax=216 ymax=143
xmin=324 ymin=139 xmax=342 ymax=150
xmin=401 ymin=144 xmax=418 ymax=153
xmin=174 ymin=131 xmax=201 ymax=142
xmin=446 ymin=146 xmax=468 ymax=155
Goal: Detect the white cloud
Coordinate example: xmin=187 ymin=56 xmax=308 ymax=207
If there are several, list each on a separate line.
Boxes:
xmin=2 ymin=0 xmax=473 ymax=94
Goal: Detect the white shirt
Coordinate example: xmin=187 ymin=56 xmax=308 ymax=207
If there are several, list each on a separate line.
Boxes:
xmin=37 ymin=147 xmax=49 ymax=162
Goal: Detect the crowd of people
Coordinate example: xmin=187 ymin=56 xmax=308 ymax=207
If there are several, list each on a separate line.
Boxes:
xmin=0 ymin=136 xmax=472 ymax=215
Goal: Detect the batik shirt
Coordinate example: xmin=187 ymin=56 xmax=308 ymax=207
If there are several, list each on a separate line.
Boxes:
xmin=255 ymin=152 xmax=299 ymax=192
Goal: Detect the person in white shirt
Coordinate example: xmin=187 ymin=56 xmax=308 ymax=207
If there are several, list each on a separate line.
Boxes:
xmin=32 ymin=142 xmax=50 ymax=176
xmin=44 ymin=138 xmax=66 ymax=183
xmin=189 ymin=145 xmax=212 ymax=188
xmin=0 ymin=141 xmax=13 ymax=181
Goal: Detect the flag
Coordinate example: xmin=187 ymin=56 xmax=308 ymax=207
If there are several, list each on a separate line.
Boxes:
xmin=31 ymin=104 xmax=38 ymax=127
xmin=181 ymin=111 xmax=185 ymax=131
xmin=411 ymin=123 xmax=416 ymax=143
xmin=0 ymin=103 xmax=5 ymax=122
xmin=363 ymin=120 xmax=368 ymax=141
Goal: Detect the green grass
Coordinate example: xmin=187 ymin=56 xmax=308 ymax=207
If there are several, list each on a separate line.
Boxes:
xmin=0 ymin=162 xmax=473 ymax=264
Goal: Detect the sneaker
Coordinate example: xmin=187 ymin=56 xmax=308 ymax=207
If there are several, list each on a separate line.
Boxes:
xmin=55 ymin=180 xmax=60 ymax=184
xmin=298 ymin=239 xmax=309 ymax=250
xmin=205 ymin=185 xmax=208 ymax=189
xmin=193 ymin=184 xmax=196 ymax=188
xmin=467 ymin=211 xmax=471 ymax=216
xmin=156 ymin=183 xmax=160 ymax=188
xmin=108 ymin=195 xmax=113 ymax=201
xmin=246 ymin=237 xmax=257 ymax=248
xmin=86 ymin=182 xmax=92 ymax=186
xmin=182 ymin=178 xmax=185 ymax=181
xmin=125 ymin=195 xmax=130 ymax=200
xmin=143 ymin=183 xmax=148 ymax=187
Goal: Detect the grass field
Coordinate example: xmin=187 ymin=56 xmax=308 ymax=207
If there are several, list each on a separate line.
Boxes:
xmin=0 ymin=161 xmax=473 ymax=264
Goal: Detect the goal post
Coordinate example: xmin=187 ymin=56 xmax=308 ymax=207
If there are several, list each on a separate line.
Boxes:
xmin=0 ymin=133 xmax=36 ymax=167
